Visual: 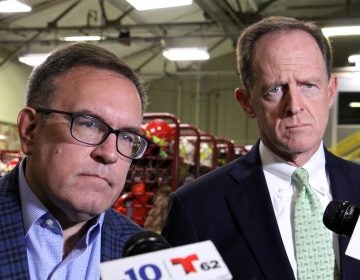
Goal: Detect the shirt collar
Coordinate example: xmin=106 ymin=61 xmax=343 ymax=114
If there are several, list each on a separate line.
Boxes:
xmin=260 ymin=141 xmax=325 ymax=173
xmin=259 ymin=141 xmax=328 ymax=194
xmin=260 ymin=142 xmax=296 ymax=181
xmin=18 ymin=158 xmax=104 ymax=238
xmin=18 ymin=159 xmax=48 ymax=235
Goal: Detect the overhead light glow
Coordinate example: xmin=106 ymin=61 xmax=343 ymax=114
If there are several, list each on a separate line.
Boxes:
xmin=347 ymin=54 xmax=360 ymax=68
xmin=349 ymin=102 xmax=360 ymax=108
xmin=322 ymin=26 xmax=360 ymax=37
xmin=0 ymin=134 xmax=6 ymax=140
xmin=163 ymin=47 xmax=210 ymax=61
xmin=126 ymin=0 xmax=192 ymax=11
xmin=18 ymin=53 xmax=50 ymax=67
xmin=63 ymin=35 xmax=102 ymax=42
xmin=348 ymin=54 xmax=360 ymax=64
xmin=0 ymin=0 xmax=31 ymax=13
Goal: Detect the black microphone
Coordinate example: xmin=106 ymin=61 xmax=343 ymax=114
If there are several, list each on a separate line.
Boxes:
xmin=123 ymin=231 xmax=171 ymax=257
xmin=323 ymin=200 xmax=360 ymax=237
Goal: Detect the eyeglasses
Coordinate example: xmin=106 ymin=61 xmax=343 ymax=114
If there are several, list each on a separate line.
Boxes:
xmin=36 ymin=108 xmax=148 ymax=160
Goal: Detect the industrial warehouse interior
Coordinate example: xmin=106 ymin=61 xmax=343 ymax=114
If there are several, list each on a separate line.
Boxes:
xmin=1 ymin=0 xmax=360 ymax=143
xmin=1 ymin=0 xmax=360 ymax=237
xmin=1 ymin=2 xmax=360 ymax=279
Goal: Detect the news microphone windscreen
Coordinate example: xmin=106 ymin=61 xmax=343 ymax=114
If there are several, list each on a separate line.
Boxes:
xmin=323 ymin=200 xmax=360 ymax=237
xmin=123 ymin=231 xmax=171 ymax=257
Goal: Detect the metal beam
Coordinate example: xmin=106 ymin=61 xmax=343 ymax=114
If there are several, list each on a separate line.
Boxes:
xmin=0 ymin=33 xmax=238 ymax=46
xmin=0 ymin=20 xmax=217 ymax=33
xmin=194 ymin=0 xmax=243 ymax=33
xmin=47 ymin=0 xmax=82 ymax=28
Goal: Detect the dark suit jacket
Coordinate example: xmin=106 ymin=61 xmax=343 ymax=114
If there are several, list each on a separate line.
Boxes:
xmin=0 ymin=165 xmax=142 ymax=279
xmin=162 ymin=142 xmax=360 ymax=280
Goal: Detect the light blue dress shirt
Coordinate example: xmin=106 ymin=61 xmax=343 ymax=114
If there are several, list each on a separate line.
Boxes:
xmin=18 ymin=160 xmax=104 ymax=280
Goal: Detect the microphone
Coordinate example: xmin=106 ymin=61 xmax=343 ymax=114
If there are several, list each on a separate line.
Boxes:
xmin=123 ymin=230 xmax=171 ymax=257
xmin=100 ymin=231 xmax=233 ymax=280
xmin=323 ymin=200 xmax=360 ymax=237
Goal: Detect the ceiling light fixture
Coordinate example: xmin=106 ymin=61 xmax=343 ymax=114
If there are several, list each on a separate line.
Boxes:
xmin=348 ymin=54 xmax=360 ymax=64
xmin=63 ymin=35 xmax=102 ymax=42
xmin=349 ymin=102 xmax=360 ymax=108
xmin=126 ymin=0 xmax=192 ymax=11
xmin=322 ymin=26 xmax=360 ymax=37
xmin=347 ymin=54 xmax=360 ymax=69
xmin=18 ymin=53 xmax=50 ymax=67
xmin=0 ymin=0 xmax=31 ymax=13
xmin=162 ymin=47 xmax=210 ymax=61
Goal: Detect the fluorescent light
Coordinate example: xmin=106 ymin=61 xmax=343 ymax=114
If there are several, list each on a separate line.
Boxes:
xmin=322 ymin=26 xmax=360 ymax=37
xmin=18 ymin=53 xmax=50 ymax=67
xmin=348 ymin=54 xmax=360 ymax=64
xmin=63 ymin=35 xmax=102 ymax=42
xmin=0 ymin=134 xmax=6 ymax=140
xmin=0 ymin=0 xmax=31 ymax=13
xmin=126 ymin=0 xmax=192 ymax=10
xmin=163 ymin=47 xmax=210 ymax=61
xmin=349 ymin=102 xmax=360 ymax=108
xmin=347 ymin=54 xmax=360 ymax=68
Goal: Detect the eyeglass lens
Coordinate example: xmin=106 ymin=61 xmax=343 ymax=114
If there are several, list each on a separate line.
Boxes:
xmin=71 ymin=115 xmax=146 ymax=159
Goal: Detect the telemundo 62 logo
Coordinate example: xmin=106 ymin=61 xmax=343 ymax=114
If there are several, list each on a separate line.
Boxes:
xmin=100 ymin=240 xmax=232 ymax=280
xmin=124 ymin=253 xmax=224 ymax=280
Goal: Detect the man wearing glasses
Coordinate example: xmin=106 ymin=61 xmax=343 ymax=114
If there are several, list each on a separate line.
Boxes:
xmin=0 ymin=43 xmax=149 ymax=279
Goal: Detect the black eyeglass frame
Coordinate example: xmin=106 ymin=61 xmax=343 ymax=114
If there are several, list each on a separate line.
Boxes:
xmin=36 ymin=107 xmax=149 ymax=160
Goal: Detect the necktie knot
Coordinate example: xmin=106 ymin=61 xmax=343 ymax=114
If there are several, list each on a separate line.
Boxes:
xmin=292 ymin=167 xmax=310 ymax=190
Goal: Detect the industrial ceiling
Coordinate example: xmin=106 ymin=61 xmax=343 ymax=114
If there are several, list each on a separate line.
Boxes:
xmin=1 ymin=0 xmax=360 ymax=75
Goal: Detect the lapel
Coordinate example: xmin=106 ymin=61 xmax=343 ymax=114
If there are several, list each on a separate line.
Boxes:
xmin=325 ymin=150 xmax=360 ymax=279
xmin=224 ymin=142 xmax=295 ymax=279
xmin=325 ymin=149 xmax=360 ymax=200
xmin=0 ymin=166 xmax=30 ymax=279
xmin=100 ymin=209 xmax=142 ymax=262
xmin=100 ymin=210 xmax=123 ymax=262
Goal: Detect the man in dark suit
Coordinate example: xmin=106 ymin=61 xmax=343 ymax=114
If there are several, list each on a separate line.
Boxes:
xmin=0 ymin=43 xmax=149 ymax=279
xmin=162 ymin=16 xmax=360 ymax=279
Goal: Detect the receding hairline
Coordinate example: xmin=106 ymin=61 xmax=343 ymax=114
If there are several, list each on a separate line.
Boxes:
xmin=252 ymin=29 xmax=327 ymax=62
xmin=25 ymin=43 xmax=148 ymax=111
xmin=53 ymin=64 xmax=140 ymax=82
xmin=236 ymin=16 xmax=332 ymax=90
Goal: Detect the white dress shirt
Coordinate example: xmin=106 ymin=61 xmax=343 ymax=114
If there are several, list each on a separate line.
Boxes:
xmin=259 ymin=141 xmax=339 ymax=279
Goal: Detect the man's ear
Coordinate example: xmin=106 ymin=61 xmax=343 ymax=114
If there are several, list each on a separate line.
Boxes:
xmin=17 ymin=107 xmax=38 ymax=155
xmin=327 ymin=74 xmax=338 ymax=109
xmin=234 ymin=88 xmax=256 ymax=118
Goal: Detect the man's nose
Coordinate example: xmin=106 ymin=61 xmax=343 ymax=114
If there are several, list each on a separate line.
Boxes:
xmin=285 ymin=88 xmax=303 ymax=115
xmin=90 ymin=133 xmax=119 ymax=164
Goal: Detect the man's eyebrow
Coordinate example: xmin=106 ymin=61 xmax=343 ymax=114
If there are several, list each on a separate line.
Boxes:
xmin=72 ymin=109 xmax=111 ymax=124
xmin=73 ymin=109 xmax=144 ymax=133
xmin=72 ymin=109 xmax=99 ymax=118
xmin=121 ymin=127 xmax=144 ymax=134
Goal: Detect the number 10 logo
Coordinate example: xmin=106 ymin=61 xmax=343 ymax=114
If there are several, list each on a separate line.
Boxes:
xmin=124 ymin=253 xmax=221 ymax=280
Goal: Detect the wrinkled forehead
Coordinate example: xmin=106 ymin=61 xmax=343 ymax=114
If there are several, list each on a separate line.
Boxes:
xmin=253 ymin=30 xmax=321 ymax=58
xmin=251 ymin=30 xmax=327 ymax=77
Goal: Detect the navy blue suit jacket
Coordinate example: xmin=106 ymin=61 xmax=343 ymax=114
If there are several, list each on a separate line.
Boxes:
xmin=0 ymin=165 xmax=142 ymax=279
xmin=162 ymin=142 xmax=360 ymax=279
